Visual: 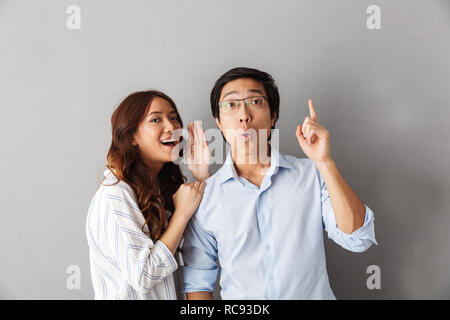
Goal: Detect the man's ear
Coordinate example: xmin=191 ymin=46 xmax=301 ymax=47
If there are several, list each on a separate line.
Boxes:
xmin=271 ymin=112 xmax=277 ymax=128
xmin=215 ymin=117 xmax=228 ymax=143
xmin=215 ymin=117 xmax=222 ymax=131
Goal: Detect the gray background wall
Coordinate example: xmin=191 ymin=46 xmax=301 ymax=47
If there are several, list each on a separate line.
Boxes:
xmin=0 ymin=0 xmax=449 ymax=299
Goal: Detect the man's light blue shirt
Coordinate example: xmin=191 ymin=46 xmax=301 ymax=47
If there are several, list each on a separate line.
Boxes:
xmin=182 ymin=146 xmax=378 ymax=299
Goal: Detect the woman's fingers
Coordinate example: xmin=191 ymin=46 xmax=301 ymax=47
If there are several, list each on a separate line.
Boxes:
xmin=195 ymin=181 xmax=206 ymax=194
xmin=188 ymin=121 xmax=194 ymax=145
xmin=195 ymin=121 xmax=207 ymax=147
xmin=195 ymin=121 xmax=201 ymax=143
xmin=201 ymin=124 xmax=208 ymax=146
xmin=190 ymin=121 xmax=197 ymax=145
xmin=185 ymin=181 xmax=205 ymax=194
xmin=188 ymin=120 xmax=207 ymax=147
xmin=187 ymin=122 xmax=193 ymax=140
xmin=186 ymin=121 xmax=209 ymax=165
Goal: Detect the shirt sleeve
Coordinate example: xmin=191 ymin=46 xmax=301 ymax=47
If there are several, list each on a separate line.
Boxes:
xmin=181 ymin=216 xmax=219 ymax=293
xmin=318 ymin=170 xmax=378 ymax=253
xmin=106 ymin=185 xmax=178 ymax=293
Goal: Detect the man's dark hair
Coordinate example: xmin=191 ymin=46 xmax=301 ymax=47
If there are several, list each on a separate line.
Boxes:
xmin=210 ymin=67 xmax=280 ymax=129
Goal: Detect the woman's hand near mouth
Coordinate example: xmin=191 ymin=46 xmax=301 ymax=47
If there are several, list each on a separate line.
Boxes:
xmin=186 ymin=121 xmax=211 ymax=181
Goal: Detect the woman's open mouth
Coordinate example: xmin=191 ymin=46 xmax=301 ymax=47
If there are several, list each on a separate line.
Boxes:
xmin=160 ymin=138 xmax=179 ymax=148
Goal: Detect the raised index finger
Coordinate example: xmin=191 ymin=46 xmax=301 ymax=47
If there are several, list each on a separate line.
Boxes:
xmin=308 ymin=99 xmax=318 ymax=121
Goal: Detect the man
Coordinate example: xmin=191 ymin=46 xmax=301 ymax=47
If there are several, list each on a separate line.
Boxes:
xmin=182 ymin=67 xmax=377 ymax=299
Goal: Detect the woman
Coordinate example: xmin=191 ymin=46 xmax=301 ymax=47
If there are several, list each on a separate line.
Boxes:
xmin=86 ymin=90 xmax=210 ymax=299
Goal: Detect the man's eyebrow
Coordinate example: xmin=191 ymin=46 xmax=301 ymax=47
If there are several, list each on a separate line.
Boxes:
xmin=248 ymin=89 xmax=264 ymax=96
xmin=221 ymin=91 xmax=238 ymax=101
xmin=221 ymin=89 xmax=265 ymax=101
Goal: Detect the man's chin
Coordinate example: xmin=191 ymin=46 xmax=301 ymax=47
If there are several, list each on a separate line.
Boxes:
xmin=232 ymin=142 xmax=259 ymax=156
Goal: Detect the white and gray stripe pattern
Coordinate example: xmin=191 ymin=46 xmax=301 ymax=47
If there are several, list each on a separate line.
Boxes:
xmin=86 ymin=169 xmax=180 ymax=300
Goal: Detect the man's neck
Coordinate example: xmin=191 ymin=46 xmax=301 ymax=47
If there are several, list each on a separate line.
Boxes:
xmin=231 ymin=143 xmax=272 ymax=178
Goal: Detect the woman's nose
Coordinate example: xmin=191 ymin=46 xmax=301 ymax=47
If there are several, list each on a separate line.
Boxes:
xmin=164 ymin=118 xmax=177 ymax=132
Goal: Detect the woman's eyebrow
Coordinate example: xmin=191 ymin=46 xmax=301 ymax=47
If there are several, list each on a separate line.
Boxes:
xmin=148 ymin=110 xmax=177 ymax=115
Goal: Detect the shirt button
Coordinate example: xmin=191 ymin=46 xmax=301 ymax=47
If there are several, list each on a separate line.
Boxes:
xmin=265 ymin=244 xmax=270 ymax=251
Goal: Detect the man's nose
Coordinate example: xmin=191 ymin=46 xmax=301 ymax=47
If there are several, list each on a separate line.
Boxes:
xmin=238 ymin=101 xmax=251 ymax=123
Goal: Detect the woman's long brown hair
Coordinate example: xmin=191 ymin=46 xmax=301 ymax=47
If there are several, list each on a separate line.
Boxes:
xmin=104 ymin=90 xmax=186 ymax=241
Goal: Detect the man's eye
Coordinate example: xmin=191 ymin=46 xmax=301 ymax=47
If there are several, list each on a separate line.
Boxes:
xmin=251 ymin=98 xmax=262 ymax=105
xmin=225 ymin=102 xmax=236 ymax=108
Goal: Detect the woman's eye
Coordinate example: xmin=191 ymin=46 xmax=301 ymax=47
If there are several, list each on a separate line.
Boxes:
xmin=171 ymin=116 xmax=179 ymax=122
xmin=150 ymin=118 xmax=160 ymax=123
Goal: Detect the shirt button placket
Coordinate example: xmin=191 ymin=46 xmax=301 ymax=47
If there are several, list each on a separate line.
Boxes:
xmin=257 ymin=191 xmax=273 ymax=299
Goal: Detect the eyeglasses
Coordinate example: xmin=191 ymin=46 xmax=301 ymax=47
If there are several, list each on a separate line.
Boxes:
xmin=218 ymin=96 xmax=268 ymax=113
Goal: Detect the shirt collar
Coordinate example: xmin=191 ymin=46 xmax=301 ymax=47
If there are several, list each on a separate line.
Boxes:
xmin=217 ymin=144 xmax=292 ymax=185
